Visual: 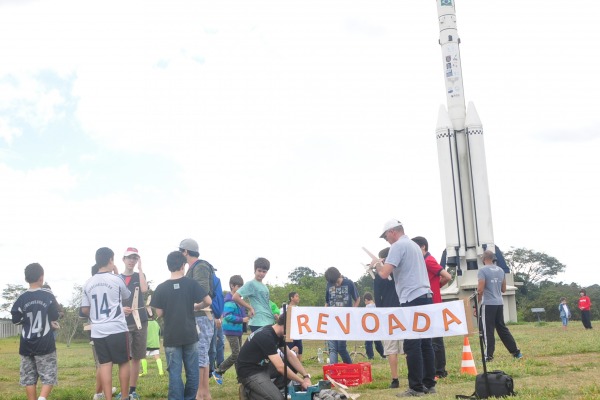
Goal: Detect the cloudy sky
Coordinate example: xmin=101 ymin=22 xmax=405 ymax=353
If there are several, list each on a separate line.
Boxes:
xmin=1 ymin=0 xmax=598 ymax=309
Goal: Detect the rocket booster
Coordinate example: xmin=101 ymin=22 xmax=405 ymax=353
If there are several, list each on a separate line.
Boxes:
xmin=436 ymin=0 xmax=494 ymax=268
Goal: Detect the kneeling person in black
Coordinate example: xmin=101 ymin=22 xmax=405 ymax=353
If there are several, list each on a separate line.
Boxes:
xmin=236 ymin=314 xmax=312 ymax=400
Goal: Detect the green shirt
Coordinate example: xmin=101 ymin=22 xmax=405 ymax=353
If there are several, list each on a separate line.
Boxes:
xmin=270 ymin=300 xmax=280 ymax=316
xmin=146 ymin=320 xmax=161 ymax=349
xmin=237 ymin=279 xmax=274 ymax=327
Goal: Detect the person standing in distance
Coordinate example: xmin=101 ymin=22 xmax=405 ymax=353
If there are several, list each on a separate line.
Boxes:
xmin=477 ymin=250 xmax=523 ymax=361
xmin=286 ymin=292 xmax=303 ymax=362
xmin=375 ymin=219 xmax=436 ymax=397
xmin=578 ymin=289 xmax=593 ymax=330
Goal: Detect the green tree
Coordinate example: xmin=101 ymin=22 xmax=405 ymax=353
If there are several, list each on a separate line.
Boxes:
xmin=288 ymin=267 xmax=317 ymax=284
xmin=267 ymin=283 xmax=296 ymax=310
xmin=504 ymin=248 xmax=566 ymax=286
xmin=267 ymin=268 xmax=327 ymax=307
xmin=57 ymin=284 xmax=85 ymax=347
xmin=1 ymin=283 xmax=26 ymax=315
xmin=354 ymin=273 xmax=374 ymax=306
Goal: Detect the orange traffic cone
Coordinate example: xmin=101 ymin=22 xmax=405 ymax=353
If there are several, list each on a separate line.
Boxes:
xmin=460 ymin=336 xmax=478 ymax=375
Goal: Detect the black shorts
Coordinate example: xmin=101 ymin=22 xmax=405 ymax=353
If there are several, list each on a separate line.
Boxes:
xmin=93 ymin=331 xmax=130 ymax=365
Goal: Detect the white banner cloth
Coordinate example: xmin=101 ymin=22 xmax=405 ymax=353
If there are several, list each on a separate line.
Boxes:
xmin=288 ymin=300 xmax=469 ymax=341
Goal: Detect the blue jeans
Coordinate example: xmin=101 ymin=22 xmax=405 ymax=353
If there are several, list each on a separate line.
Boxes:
xmin=327 ymin=340 xmax=353 ymax=364
xmin=209 ymin=322 xmax=225 ymax=373
xmin=365 ymin=340 xmax=385 ymax=359
xmin=165 ymin=343 xmax=199 ymax=400
xmin=401 ymin=295 xmax=436 ymax=392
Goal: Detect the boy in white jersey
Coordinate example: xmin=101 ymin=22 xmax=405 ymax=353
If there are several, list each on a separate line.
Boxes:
xmin=81 ymin=247 xmax=132 ymax=400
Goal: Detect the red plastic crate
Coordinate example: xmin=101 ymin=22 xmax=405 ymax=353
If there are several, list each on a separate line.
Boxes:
xmin=323 ymin=362 xmax=372 ymax=387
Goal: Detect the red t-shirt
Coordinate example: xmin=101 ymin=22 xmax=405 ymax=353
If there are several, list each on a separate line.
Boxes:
xmin=424 ymin=253 xmax=443 ymax=304
xmin=579 ymin=296 xmax=591 ymax=311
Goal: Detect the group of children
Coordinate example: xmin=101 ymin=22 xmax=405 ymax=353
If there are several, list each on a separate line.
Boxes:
xmin=10 ymin=251 xmax=594 ymax=399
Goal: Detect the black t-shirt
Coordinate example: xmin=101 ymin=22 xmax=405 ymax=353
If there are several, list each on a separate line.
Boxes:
xmin=236 ymin=325 xmax=281 ymax=379
xmin=374 ymin=274 xmax=400 ymax=307
xmin=121 ymin=272 xmax=148 ymax=326
xmin=151 ymin=276 xmax=207 ymax=347
xmin=11 ymin=288 xmax=60 ymax=356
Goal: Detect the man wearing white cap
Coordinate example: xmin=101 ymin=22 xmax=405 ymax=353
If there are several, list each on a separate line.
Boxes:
xmin=375 ymin=220 xmax=436 ymax=397
xmin=120 ymin=247 xmax=148 ymax=400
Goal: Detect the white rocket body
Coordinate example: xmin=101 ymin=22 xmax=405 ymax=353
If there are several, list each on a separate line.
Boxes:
xmin=435 ymin=0 xmax=518 ymax=322
xmin=436 ymin=0 xmax=495 ymax=268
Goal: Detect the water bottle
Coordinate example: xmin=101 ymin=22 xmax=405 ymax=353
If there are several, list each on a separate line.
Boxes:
xmin=317 ymin=348 xmax=323 ymax=364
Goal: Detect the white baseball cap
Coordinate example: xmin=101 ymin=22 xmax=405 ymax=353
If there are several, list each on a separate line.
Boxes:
xmin=380 ymin=219 xmax=402 ymax=238
xmin=123 ymin=247 xmax=139 ymax=257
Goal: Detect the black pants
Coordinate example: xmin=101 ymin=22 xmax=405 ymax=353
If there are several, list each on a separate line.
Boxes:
xmin=480 ymin=304 xmax=519 ymax=358
xmin=432 ymin=337 xmax=447 ymax=377
xmin=581 ymin=310 xmax=593 ymax=329
xmin=401 ymin=296 xmax=436 ymax=392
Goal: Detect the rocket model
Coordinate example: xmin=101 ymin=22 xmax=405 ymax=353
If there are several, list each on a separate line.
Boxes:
xmin=436 ymin=0 xmax=494 ymax=270
xmin=435 ymin=0 xmax=518 ymax=320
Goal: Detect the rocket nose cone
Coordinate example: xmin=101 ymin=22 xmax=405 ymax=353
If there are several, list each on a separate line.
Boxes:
xmin=465 ymin=102 xmax=482 ymax=128
xmin=436 ymin=105 xmax=453 ymax=131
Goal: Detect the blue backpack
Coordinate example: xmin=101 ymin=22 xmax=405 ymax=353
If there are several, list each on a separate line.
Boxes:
xmin=190 ymin=259 xmax=224 ymax=318
xmin=210 ymin=274 xmax=224 ymax=319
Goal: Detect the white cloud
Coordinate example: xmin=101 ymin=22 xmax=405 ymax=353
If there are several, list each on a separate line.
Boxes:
xmin=1 ymin=0 xmax=599 ymax=310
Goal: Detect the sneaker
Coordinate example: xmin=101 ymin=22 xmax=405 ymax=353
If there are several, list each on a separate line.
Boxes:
xmin=424 ymin=386 xmax=437 ymax=394
xmin=129 ymin=394 xmax=140 ymax=400
xmin=212 ymin=371 xmax=223 ymax=385
xmin=514 ymin=352 xmax=523 ymax=359
xmin=396 ymin=389 xmax=425 ymax=397
xmin=485 ymin=356 xmax=494 ymax=362
xmin=389 ymin=379 xmax=400 ymax=389
xmin=115 ymin=394 xmax=122 ymax=400
xmin=93 ymin=394 xmax=105 ymax=400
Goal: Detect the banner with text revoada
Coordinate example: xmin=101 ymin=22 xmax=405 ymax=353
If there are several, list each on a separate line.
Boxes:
xmin=289 ymin=300 xmax=469 ymax=341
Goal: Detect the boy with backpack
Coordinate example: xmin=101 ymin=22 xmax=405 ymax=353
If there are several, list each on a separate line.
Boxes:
xmin=179 ymin=238 xmax=221 ymax=400
xmin=212 ymin=275 xmax=248 ymax=385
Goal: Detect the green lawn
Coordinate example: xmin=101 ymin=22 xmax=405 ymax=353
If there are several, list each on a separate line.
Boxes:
xmin=1 ymin=322 xmax=599 ymax=399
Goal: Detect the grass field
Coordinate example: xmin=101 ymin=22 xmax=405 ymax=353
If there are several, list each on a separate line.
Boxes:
xmin=1 ymin=322 xmax=599 ymax=400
